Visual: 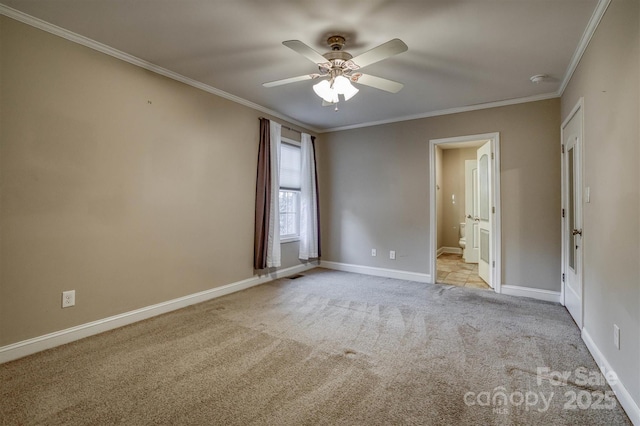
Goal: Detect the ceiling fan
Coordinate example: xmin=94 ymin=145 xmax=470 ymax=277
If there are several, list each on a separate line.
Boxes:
xmin=263 ymin=35 xmax=408 ymax=109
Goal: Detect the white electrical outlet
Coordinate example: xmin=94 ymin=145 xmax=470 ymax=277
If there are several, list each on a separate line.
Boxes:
xmin=62 ymin=290 xmax=75 ymax=308
xmin=613 ymin=324 xmax=620 ymax=349
xmin=371 ymin=249 xmax=377 ymax=257
xmin=389 ymin=250 xmax=396 ymax=260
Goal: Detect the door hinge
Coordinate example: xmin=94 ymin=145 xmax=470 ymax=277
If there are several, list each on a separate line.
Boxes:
xmin=491 ymin=152 xmax=494 ymax=160
xmin=562 ymin=273 xmax=565 ymax=282
xmin=561 ymin=144 xmax=565 ymax=154
xmin=492 ymin=206 xmax=495 ymax=214
xmin=562 ymin=208 xmax=565 ymax=218
xmin=492 ymin=261 xmax=495 ymax=268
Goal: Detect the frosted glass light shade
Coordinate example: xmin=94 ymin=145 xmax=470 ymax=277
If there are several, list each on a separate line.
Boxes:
xmin=313 ymin=76 xmax=358 ymax=103
xmin=333 ymin=75 xmax=359 ymax=101
xmin=313 ymin=80 xmax=335 ymax=103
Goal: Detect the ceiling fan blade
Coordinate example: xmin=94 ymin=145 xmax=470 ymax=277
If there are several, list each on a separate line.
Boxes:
xmin=283 ymin=40 xmax=329 ymax=65
xmin=352 ymin=74 xmax=404 ymax=93
xmin=347 ymin=39 xmax=408 ymax=70
xmin=263 ymin=74 xmax=319 ymax=87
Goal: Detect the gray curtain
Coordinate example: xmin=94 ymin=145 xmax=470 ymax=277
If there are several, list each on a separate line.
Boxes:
xmin=254 ymin=118 xmax=271 ymax=270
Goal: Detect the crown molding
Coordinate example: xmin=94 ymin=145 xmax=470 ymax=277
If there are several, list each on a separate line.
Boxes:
xmin=557 ymin=0 xmax=611 ymax=96
xmin=320 ymin=0 xmax=609 ymax=134
xmin=0 ymin=4 xmax=321 ymax=134
xmin=1 ymin=0 xmax=610 ymax=135
xmin=320 ymin=92 xmax=560 ymax=133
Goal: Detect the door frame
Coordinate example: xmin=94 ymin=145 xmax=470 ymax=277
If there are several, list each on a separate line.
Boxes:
xmin=429 ymin=132 xmax=502 ymax=293
xmin=560 ymin=98 xmax=584 ymax=325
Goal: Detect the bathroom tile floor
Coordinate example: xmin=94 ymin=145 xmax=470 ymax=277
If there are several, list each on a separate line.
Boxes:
xmin=436 ymin=253 xmax=491 ymax=290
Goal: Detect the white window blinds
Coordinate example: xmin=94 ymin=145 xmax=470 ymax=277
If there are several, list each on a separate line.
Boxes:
xmin=280 ymin=143 xmax=301 ymax=190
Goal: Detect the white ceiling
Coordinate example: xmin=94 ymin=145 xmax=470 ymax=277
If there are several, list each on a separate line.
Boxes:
xmin=1 ymin=0 xmax=601 ymax=132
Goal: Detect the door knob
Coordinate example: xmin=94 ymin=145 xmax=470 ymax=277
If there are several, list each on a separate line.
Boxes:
xmin=572 ymin=229 xmax=582 ymax=236
xmin=466 ymin=214 xmax=472 ymax=219
xmin=474 ymin=217 xmax=480 ymax=222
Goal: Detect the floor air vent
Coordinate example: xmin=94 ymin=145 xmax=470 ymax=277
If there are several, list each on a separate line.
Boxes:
xmin=287 ymin=274 xmax=304 ymax=280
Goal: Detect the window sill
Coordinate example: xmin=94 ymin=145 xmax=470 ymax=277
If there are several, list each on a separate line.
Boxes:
xmin=280 ymin=237 xmax=300 ymax=244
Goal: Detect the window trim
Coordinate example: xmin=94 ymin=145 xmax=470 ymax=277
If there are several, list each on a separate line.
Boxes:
xmin=279 ymin=137 xmax=301 ymax=243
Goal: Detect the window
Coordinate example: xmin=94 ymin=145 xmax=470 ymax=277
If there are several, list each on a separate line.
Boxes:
xmin=279 ymin=140 xmax=301 ymax=241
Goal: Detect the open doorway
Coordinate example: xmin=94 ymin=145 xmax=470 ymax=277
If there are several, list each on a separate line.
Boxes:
xmin=429 ymin=133 xmax=501 ymax=293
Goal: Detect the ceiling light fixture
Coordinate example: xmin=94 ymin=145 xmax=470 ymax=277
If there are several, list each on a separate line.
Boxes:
xmin=312 ymin=71 xmax=359 ymax=107
xmin=264 ymin=35 xmax=407 ymax=112
xmin=312 ymin=79 xmax=338 ymax=103
xmin=333 ymin=75 xmax=359 ymax=100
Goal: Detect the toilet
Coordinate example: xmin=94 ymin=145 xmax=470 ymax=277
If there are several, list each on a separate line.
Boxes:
xmin=459 ymin=222 xmax=466 ymax=252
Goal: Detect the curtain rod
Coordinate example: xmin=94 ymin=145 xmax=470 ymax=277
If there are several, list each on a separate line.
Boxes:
xmin=258 ymin=117 xmax=302 ymax=134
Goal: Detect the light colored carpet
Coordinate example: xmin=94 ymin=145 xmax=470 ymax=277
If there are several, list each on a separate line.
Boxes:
xmin=0 ymin=268 xmax=631 ymax=425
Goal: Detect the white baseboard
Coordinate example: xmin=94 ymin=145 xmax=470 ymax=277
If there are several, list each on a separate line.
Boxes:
xmin=438 ymin=246 xmax=462 ymax=256
xmin=320 ymin=261 xmax=431 ymax=283
xmin=0 ymin=262 xmax=317 ymax=364
xmin=500 ymin=285 xmax=562 ymax=303
xmin=582 ymin=328 xmax=640 ymax=425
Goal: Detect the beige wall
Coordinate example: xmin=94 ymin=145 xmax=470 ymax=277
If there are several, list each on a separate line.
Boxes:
xmin=318 ymin=98 xmax=561 ymax=290
xmin=441 ymin=148 xmax=477 ymax=248
xmin=0 ymin=17 xmax=315 ymax=346
xmin=561 ymin=0 xmax=639 ymax=408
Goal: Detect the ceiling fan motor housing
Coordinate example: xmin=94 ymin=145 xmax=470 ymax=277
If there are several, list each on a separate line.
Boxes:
xmin=319 ymin=36 xmax=358 ymax=75
xmin=327 ymin=35 xmax=346 ymax=51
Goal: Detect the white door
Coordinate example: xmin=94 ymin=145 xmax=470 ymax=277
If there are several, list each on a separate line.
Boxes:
xmin=464 ymin=160 xmax=479 ymax=263
xmin=477 ymin=141 xmax=493 ymax=287
xmin=562 ymin=105 xmax=583 ymax=328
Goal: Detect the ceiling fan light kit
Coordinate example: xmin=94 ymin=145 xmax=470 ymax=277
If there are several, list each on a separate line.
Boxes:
xmin=333 ymin=75 xmax=359 ymax=100
xmin=264 ymin=35 xmax=408 ymax=110
xmin=313 ymin=74 xmax=359 ymax=104
xmin=313 ymin=79 xmax=337 ymax=103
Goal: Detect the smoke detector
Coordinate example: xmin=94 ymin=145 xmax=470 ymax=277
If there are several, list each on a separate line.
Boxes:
xmin=530 ymin=74 xmax=548 ymax=84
